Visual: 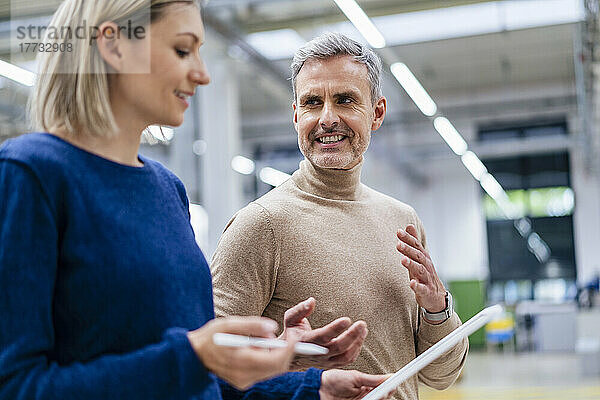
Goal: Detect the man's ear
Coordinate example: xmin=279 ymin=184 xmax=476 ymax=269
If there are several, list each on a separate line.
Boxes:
xmin=96 ymin=22 xmax=124 ymax=72
xmin=371 ymin=96 xmax=387 ymax=132
xmin=292 ymin=101 xmax=299 ymax=129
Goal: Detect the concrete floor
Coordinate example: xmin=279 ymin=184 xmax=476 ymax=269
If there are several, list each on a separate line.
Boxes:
xmin=419 ymin=351 xmax=600 ymax=400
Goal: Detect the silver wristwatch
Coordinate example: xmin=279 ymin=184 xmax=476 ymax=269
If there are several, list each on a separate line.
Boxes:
xmin=421 ymin=291 xmax=453 ymax=322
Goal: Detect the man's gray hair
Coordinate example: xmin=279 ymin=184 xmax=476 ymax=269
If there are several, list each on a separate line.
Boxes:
xmin=290 ymin=32 xmax=383 ymax=104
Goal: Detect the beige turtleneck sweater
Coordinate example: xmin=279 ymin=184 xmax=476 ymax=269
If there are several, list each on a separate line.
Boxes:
xmin=211 ymin=159 xmax=468 ymax=399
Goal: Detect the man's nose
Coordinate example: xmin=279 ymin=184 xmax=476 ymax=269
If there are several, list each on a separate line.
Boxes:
xmin=319 ymin=102 xmax=339 ymax=130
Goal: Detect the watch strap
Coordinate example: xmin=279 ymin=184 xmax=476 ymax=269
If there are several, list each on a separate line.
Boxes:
xmin=421 ymin=291 xmax=453 ymax=322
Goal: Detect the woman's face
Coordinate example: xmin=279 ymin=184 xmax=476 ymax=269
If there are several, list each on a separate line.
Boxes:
xmin=113 ymin=3 xmax=209 ymax=128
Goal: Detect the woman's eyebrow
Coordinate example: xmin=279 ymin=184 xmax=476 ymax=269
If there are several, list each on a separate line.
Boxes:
xmin=176 ymin=32 xmax=202 ymax=44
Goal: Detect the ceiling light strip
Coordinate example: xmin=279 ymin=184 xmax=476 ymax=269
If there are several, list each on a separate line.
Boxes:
xmin=333 ymin=0 xmax=386 ymax=48
xmin=433 ymin=117 xmax=468 ymax=156
xmin=0 ymin=59 xmax=36 ymax=87
xmin=390 ymin=62 xmax=437 ymax=117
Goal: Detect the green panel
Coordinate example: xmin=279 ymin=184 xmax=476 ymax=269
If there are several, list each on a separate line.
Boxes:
xmin=483 ymin=186 xmax=574 ymax=221
xmin=449 ymin=280 xmax=486 ymax=348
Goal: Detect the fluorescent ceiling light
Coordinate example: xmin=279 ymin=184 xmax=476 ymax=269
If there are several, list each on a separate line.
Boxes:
xmin=480 ymin=173 xmax=506 ymax=202
xmin=481 ymin=178 xmax=519 ymax=220
xmin=527 ymin=232 xmax=551 ymax=263
xmin=246 ymin=29 xmax=306 ymax=60
xmin=333 ymin=0 xmax=386 ymax=48
xmin=376 ymin=2 xmax=497 ymax=45
xmin=259 ymin=167 xmax=291 ymax=187
xmin=324 ymin=0 xmax=583 ymax=47
xmin=390 ymin=63 xmax=437 ymax=117
xmin=231 ymin=155 xmax=256 ymax=175
xmin=0 ymin=59 xmax=35 ymax=86
xmin=461 ymin=151 xmax=487 ymax=181
xmin=433 ymin=117 xmax=468 ymax=155
xmin=502 ymin=0 xmax=585 ymax=31
xmin=514 ymin=217 xmax=532 ymax=238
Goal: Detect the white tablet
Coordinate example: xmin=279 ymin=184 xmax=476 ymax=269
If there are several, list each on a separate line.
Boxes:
xmin=362 ymin=304 xmax=504 ymax=400
xmin=212 ymin=333 xmax=329 ymax=356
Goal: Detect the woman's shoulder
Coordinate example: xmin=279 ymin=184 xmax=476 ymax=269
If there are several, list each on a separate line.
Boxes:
xmin=0 ymin=132 xmax=70 ymax=169
xmin=140 ymin=156 xmax=183 ymax=186
xmin=137 ymin=155 xmax=188 ymax=201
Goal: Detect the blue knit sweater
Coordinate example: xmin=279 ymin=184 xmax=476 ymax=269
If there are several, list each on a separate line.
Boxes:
xmin=0 ymin=133 xmax=321 ymax=399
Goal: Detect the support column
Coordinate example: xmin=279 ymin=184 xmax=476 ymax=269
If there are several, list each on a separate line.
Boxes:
xmin=170 ymin=97 xmax=200 ymax=202
xmin=197 ymin=48 xmax=243 ymax=258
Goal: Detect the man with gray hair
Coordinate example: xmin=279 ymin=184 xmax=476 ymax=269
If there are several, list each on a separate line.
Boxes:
xmin=211 ymin=32 xmax=468 ymax=399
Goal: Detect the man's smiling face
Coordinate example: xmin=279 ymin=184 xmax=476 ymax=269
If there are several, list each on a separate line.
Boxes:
xmin=293 ymin=55 xmax=385 ymax=169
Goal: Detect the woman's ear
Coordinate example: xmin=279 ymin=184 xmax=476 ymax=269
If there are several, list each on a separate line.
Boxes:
xmin=95 ymin=22 xmax=124 ymax=72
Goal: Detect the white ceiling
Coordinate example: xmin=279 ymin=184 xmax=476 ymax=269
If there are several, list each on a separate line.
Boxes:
xmin=236 ymin=22 xmax=577 ymax=115
xmin=0 ymin=0 xmax=586 ymax=140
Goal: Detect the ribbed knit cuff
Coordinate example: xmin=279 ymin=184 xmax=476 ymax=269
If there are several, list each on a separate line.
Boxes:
xmin=418 ymin=313 xmax=462 ymax=344
xmin=302 ymin=368 xmax=324 ymax=392
xmin=217 ymin=368 xmax=323 ymax=400
xmin=164 ymin=327 xmax=213 ymax=397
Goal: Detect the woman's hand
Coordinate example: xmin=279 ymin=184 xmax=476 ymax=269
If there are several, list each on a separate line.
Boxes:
xmin=187 ymin=316 xmax=296 ymax=390
xmin=319 ymin=369 xmax=394 ymax=400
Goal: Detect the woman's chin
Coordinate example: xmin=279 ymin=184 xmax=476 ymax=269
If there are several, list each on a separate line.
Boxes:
xmin=154 ymin=115 xmax=184 ymax=128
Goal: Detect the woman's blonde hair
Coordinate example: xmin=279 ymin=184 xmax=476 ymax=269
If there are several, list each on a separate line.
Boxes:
xmin=29 ymin=0 xmax=199 ymax=138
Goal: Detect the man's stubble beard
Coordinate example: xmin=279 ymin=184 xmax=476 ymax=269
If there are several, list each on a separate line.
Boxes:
xmin=309 ymin=151 xmax=355 ymax=169
xmin=298 ymin=125 xmax=370 ymax=170
xmin=300 ymin=138 xmax=367 ymax=170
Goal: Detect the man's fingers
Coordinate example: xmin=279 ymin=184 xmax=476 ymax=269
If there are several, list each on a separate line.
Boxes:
xmin=284 ymin=297 xmax=316 ymax=326
xmin=397 ymin=225 xmax=421 ymax=248
xmin=401 ymin=256 xmax=428 ymax=284
xmin=405 ymin=224 xmax=422 ymax=247
xmin=357 ymin=387 xmax=372 ymax=397
xmin=409 ymin=279 xmax=430 ymax=297
xmin=396 ymin=240 xmax=427 ymax=266
xmin=327 ymin=321 xmax=367 ymax=356
xmin=398 ymin=225 xmax=429 ymax=256
xmin=354 ymin=372 xmax=392 ymax=387
xmin=215 ymin=316 xmax=278 ymax=338
xmin=304 ymin=317 xmax=352 ymax=345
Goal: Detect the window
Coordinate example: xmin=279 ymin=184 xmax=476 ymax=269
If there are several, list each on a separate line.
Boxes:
xmin=479 ymin=120 xmax=576 ymax=302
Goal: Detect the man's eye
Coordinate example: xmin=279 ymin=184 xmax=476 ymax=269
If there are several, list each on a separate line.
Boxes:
xmin=176 ymin=49 xmax=189 ymax=58
xmin=339 ymin=97 xmax=353 ymax=104
xmin=304 ymin=99 xmax=320 ymax=106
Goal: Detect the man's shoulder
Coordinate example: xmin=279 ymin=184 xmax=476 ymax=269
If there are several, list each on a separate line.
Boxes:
xmin=362 ymin=184 xmax=418 ymax=216
xmin=252 ymin=178 xmax=299 ymax=211
xmin=226 ymin=180 xmax=298 ymax=231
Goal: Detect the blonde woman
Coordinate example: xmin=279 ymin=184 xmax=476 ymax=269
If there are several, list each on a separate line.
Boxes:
xmin=0 ymin=1 xmax=392 ymax=399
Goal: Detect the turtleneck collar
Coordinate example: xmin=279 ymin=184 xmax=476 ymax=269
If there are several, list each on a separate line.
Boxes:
xmin=291 ymin=158 xmax=364 ymax=201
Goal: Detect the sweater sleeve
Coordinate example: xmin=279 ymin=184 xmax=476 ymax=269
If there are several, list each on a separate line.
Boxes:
xmin=0 ymin=160 xmax=212 ymax=400
xmin=413 ymin=215 xmax=469 ymax=390
xmin=211 ymin=203 xmax=279 ymax=317
xmin=218 ymin=368 xmax=322 ymax=400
